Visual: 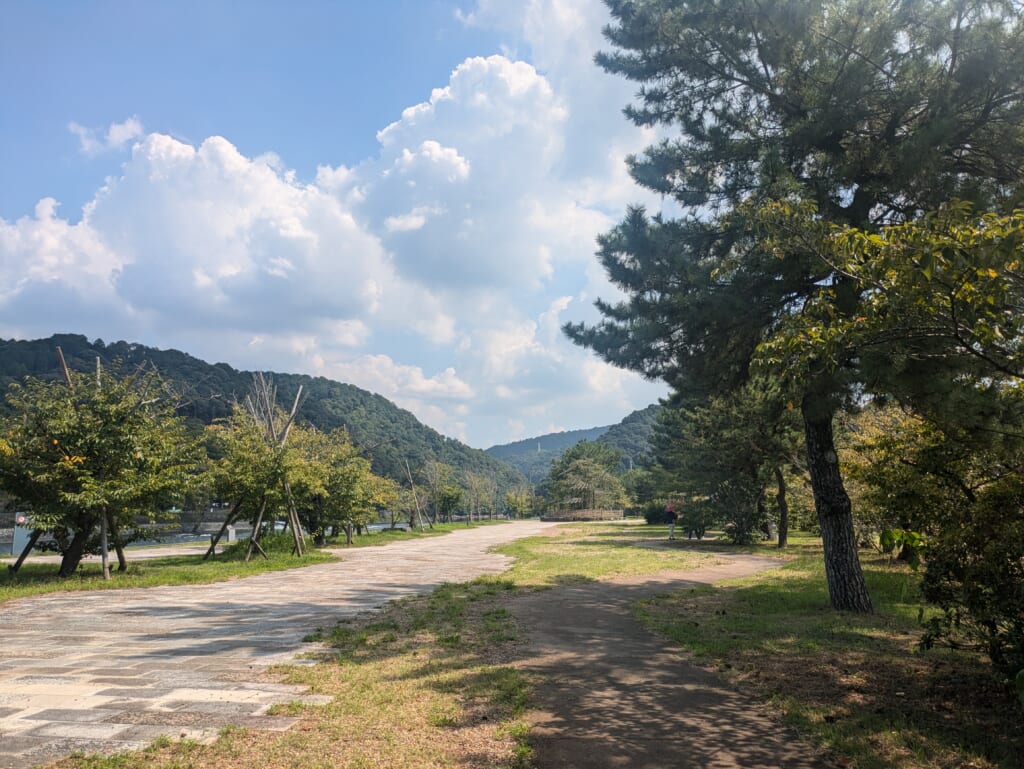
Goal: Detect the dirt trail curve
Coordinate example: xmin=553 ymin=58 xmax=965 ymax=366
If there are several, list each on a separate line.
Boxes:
xmin=0 ymin=521 xmax=556 ymax=769
xmin=512 ymin=554 xmax=827 ymax=769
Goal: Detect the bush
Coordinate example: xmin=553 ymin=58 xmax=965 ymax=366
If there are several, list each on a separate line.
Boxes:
xmin=641 ymin=501 xmax=667 ymax=525
xmin=920 ymin=481 xmax=1024 ymax=680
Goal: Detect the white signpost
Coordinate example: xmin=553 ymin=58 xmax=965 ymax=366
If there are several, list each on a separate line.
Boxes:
xmin=11 ymin=514 xmax=31 ymax=557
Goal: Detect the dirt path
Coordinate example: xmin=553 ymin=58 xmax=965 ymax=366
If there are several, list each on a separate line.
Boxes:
xmin=510 ymin=554 xmax=827 ymax=769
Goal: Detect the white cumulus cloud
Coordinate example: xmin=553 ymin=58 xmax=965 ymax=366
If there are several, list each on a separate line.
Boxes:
xmin=68 ymin=116 xmax=145 ymax=156
xmin=1 ymin=1 xmax=668 ymax=447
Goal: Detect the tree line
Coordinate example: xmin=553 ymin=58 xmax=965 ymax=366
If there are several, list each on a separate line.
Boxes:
xmin=567 ymin=0 xmax=1024 ymax=682
xmin=0 ymin=334 xmax=525 ymax=491
xmin=0 ymin=364 xmax=522 ymax=578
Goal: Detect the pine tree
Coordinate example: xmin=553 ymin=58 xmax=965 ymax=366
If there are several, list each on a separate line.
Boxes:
xmin=567 ymin=0 xmax=1024 ymax=610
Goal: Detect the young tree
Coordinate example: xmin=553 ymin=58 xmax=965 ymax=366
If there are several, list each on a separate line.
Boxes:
xmin=652 ymin=380 xmax=803 ymax=545
xmin=567 ymin=0 xmax=1024 ymax=611
xmin=422 ymin=461 xmax=461 ymax=523
xmin=504 ymin=483 xmax=535 ymax=519
xmin=0 ymin=365 xmax=197 ymax=576
xmin=464 ymin=471 xmax=497 ymax=523
xmin=544 ymin=440 xmax=627 ymax=511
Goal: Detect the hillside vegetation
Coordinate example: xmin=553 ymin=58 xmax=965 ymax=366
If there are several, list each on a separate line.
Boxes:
xmin=0 ymin=334 xmax=524 ymax=490
xmin=486 ymin=404 xmax=660 ymax=478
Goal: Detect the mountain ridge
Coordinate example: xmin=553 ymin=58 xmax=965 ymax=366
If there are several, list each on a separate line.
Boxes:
xmin=485 ymin=404 xmax=660 ymax=478
xmin=0 ymin=334 xmax=525 ymax=490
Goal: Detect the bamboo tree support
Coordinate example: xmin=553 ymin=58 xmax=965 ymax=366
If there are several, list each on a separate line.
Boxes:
xmin=245 ymin=496 xmax=271 ymax=562
xmin=100 ymin=509 xmax=111 ymax=581
xmin=404 ymin=458 xmax=428 ymax=530
xmin=204 ymin=500 xmax=244 ymax=560
xmin=8 ymin=530 xmax=42 ymax=574
xmin=283 ymin=481 xmax=304 ymax=556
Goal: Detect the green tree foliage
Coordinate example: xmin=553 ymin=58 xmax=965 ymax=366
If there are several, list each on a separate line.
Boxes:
xmin=920 ymin=476 xmax=1024 ymax=679
xmin=0 ymin=366 xmax=197 ymax=576
xmin=756 ymin=202 xmax=1024 ymax=412
xmin=205 ymin=404 xmax=291 ymax=532
xmin=841 ymin=402 xmax=1024 ymax=677
xmin=652 ymin=380 xmax=803 ymax=545
xmin=566 ymin=0 xmax=1024 ymax=611
xmin=464 ymin=471 xmax=498 ymax=522
xmin=543 ymin=441 xmax=626 ymax=511
xmin=421 ymin=461 xmax=464 ymax=523
xmin=289 ymin=426 xmax=397 ymax=543
xmin=0 ymin=334 xmax=525 ymax=493
xmin=504 ymin=483 xmax=535 ymax=519
xmin=208 ymin=406 xmax=396 ymax=547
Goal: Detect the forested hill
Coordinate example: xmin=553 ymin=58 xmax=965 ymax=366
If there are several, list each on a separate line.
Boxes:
xmin=485 ymin=404 xmax=661 ymax=478
xmin=598 ymin=404 xmax=660 ymax=470
xmin=0 ymin=334 xmax=525 ymax=489
xmin=485 ymin=425 xmax=610 ymax=479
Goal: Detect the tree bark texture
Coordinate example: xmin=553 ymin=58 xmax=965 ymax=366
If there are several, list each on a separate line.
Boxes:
xmin=802 ymin=400 xmax=873 ymax=612
xmin=58 ymin=530 xmax=89 ymax=578
xmin=774 ymin=466 xmax=789 ymax=549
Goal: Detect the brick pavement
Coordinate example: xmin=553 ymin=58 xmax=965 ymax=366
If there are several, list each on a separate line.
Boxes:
xmin=0 ymin=521 xmax=556 ymax=768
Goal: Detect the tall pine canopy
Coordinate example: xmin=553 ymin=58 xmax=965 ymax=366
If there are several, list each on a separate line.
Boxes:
xmin=566 ymin=0 xmax=1024 ymax=611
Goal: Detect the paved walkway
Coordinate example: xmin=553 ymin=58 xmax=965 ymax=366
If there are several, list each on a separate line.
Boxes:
xmin=0 ymin=521 xmax=556 ymax=769
xmin=511 ymin=555 xmax=828 ymax=769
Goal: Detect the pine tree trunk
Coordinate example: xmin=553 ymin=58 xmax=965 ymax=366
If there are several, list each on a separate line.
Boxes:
xmin=774 ymin=466 xmax=789 ymax=549
xmin=802 ymin=398 xmax=873 ymax=613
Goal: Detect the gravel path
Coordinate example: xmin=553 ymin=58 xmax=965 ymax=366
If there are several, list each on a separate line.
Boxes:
xmin=0 ymin=521 xmax=556 ymax=769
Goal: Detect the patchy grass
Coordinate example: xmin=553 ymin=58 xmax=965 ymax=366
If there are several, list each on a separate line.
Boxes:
xmin=0 ymin=541 xmax=335 ymax=604
xmin=497 ymin=520 xmax=720 ymax=586
xmin=43 ymin=520 xmax=1018 ymax=769
xmin=635 ymin=547 xmax=1022 ymax=769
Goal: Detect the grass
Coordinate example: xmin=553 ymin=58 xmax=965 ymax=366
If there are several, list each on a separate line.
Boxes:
xmin=41 ymin=520 xmax=1022 ymax=769
xmin=634 ymin=545 xmax=1022 ymax=769
xmin=497 ymin=520 xmax=721 ymax=586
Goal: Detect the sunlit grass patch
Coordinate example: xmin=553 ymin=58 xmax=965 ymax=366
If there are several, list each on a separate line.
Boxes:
xmin=497 ymin=520 xmax=720 ymax=586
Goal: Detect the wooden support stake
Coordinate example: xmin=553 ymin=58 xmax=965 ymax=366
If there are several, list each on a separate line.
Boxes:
xmin=8 ymin=529 xmax=42 ymax=574
xmin=404 ymin=459 xmax=428 ymax=530
xmin=204 ymin=500 xmax=243 ymax=560
xmin=246 ymin=496 xmax=269 ymax=562
xmin=100 ymin=511 xmax=110 ymax=581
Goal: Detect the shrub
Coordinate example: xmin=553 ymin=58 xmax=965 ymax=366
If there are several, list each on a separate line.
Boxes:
xmin=920 ymin=480 xmax=1024 ymax=680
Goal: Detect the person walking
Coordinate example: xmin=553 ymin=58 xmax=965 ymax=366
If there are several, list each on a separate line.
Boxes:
xmin=664 ymin=503 xmax=678 ymax=540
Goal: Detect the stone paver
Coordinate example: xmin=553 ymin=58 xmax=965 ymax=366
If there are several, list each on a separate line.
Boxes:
xmin=0 ymin=521 xmax=555 ymax=768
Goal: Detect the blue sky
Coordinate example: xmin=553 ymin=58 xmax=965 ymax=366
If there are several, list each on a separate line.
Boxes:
xmin=0 ymin=0 xmax=667 ymax=448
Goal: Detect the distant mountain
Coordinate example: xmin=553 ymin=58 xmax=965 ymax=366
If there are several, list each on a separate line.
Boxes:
xmin=485 ymin=425 xmax=611 ymax=480
xmin=0 ymin=334 xmax=525 ymax=490
xmin=486 ymin=403 xmax=661 ymax=478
